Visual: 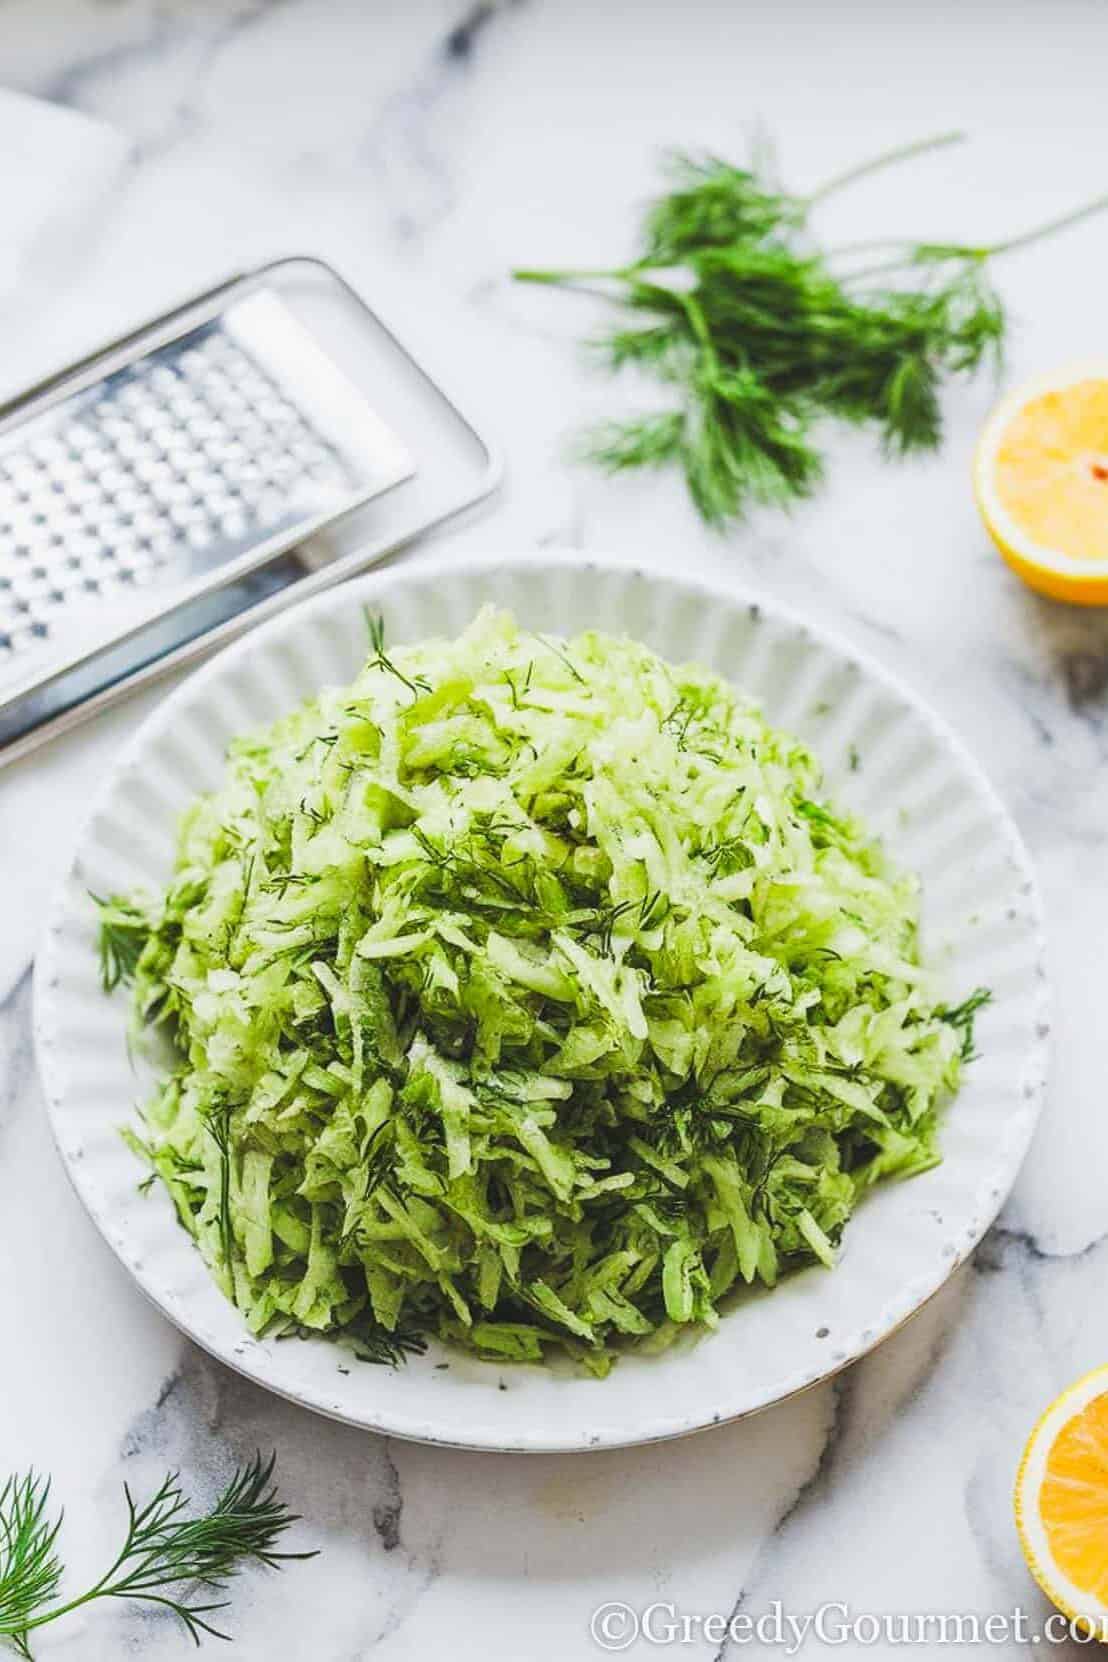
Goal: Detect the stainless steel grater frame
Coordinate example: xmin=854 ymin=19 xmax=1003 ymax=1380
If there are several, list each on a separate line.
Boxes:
xmin=0 ymin=255 xmax=501 ymax=768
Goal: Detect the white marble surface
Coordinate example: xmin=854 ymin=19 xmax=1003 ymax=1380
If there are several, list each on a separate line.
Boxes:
xmin=3 ymin=3 xmax=1108 ymax=1657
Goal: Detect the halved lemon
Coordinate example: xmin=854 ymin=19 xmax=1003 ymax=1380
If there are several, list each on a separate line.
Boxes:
xmin=1015 ymin=1363 xmax=1108 ymax=1641
xmin=976 ymin=366 xmax=1108 ymax=604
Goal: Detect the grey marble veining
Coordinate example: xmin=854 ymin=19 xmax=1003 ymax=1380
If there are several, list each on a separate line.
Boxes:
xmin=3 ymin=1 xmax=1108 ymax=1657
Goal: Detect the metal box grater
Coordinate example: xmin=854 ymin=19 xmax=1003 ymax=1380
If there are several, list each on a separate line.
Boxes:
xmin=0 ymin=255 xmax=499 ymax=766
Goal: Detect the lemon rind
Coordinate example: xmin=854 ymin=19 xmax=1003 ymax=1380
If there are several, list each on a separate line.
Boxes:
xmin=976 ymin=364 xmax=1108 ymax=597
xmin=1014 ymin=1363 xmax=1108 ymax=1643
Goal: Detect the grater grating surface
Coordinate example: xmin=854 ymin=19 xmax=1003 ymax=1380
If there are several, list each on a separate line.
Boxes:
xmin=0 ymin=255 xmax=500 ymax=767
xmin=0 ymin=285 xmax=414 ymax=703
xmin=1 ymin=325 xmax=359 ymax=666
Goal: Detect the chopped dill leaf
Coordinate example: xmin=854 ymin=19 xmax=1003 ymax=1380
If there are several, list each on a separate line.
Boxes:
xmin=937 ymin=987 xmax=992 ymax=1061
xmin=91 ymin=893 xmax=150 ymax=992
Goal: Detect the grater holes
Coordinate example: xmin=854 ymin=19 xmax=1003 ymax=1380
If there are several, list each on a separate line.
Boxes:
xmin=0 ymin=321 xmax=359 ymax=672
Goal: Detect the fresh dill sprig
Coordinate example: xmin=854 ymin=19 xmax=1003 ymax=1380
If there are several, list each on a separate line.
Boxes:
xmin=349 ymin=1320 xmax=430 ymax=1368
xmin=91 ymin=893 xmax=151 ymax=993
xmin=364 ymin=610 xmax=431 ymax=700
xmin=365 ymin=609 xmax=386 ymax=655
xmin=0 ymin=1475 xmax=63 ymax=1653
xmin=0 ymin=1454 xmax=313 ymax=1657
xmin=515 ymin=131 xmax=1108 ymax=527
xmin=205 ymin=1095 xmax=237 ymax=1276
xmin=937 ymin=986 xmax=992 ymax=1062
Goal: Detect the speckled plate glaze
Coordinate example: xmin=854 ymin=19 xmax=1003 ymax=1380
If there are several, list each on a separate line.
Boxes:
xmin=34 ymin=552 xmax=1049 ymax=1451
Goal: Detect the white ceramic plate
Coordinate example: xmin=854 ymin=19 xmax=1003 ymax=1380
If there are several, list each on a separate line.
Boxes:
xmin=35 ymin=552 xmax=1048 ymax=1451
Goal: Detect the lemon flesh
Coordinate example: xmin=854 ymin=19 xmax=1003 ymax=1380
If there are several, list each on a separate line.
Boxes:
xmin=1015 ymin=1365 xmax=1108 ymax=1642
xmin=1040 ymin=1391 xmax=1108 ymax=1604
xmin=977 ymin=371 xmax=1108 ymax=605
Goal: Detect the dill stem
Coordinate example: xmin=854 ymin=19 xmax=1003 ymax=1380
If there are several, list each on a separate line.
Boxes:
xmin=985 ymin=191 xmax=1108 ymax=256
xmin=15 ymin=1487 xmax=206 ymax=1636
xmin=833 ymin=187 xmax=1108 ymax=284
xmin=826 ymin=237 xmax=922 ymax=261
xmin=837 ymin=256 xmax=934 ymax=285
xmin=17 ymin=1557 xmax=124 ymax=1634
xmin=681 ymin=293 xmax=714 ymax=356
xmin=805 ymin=130 xmax=966 ymax=207
xmin=512 ymin=266 xmax=633 ymax=285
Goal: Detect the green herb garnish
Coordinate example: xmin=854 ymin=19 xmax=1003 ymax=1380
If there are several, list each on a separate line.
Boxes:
xmin=99 ymin=609 xmax=981 ymax=1373
xmin=515 ymin=131 xmax=1108 ymax=527
xmin=0 ymin=1454 xmax=312 ymax=1657
xmin=92 ymin=893 xmax=152 ymax=992
xmin=937 ymin=986 xmax=992 ymax=1062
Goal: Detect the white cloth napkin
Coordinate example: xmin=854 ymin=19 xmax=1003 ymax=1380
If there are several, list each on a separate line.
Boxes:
xmin=0 ymin=89 xmax=129 ymax=302
xmin=0 ymin=91 xmax=130 ymax=1002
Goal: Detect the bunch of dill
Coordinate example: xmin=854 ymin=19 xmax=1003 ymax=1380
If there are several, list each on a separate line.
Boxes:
xmin=515 ymin=133 xmax=1107 ymax=527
